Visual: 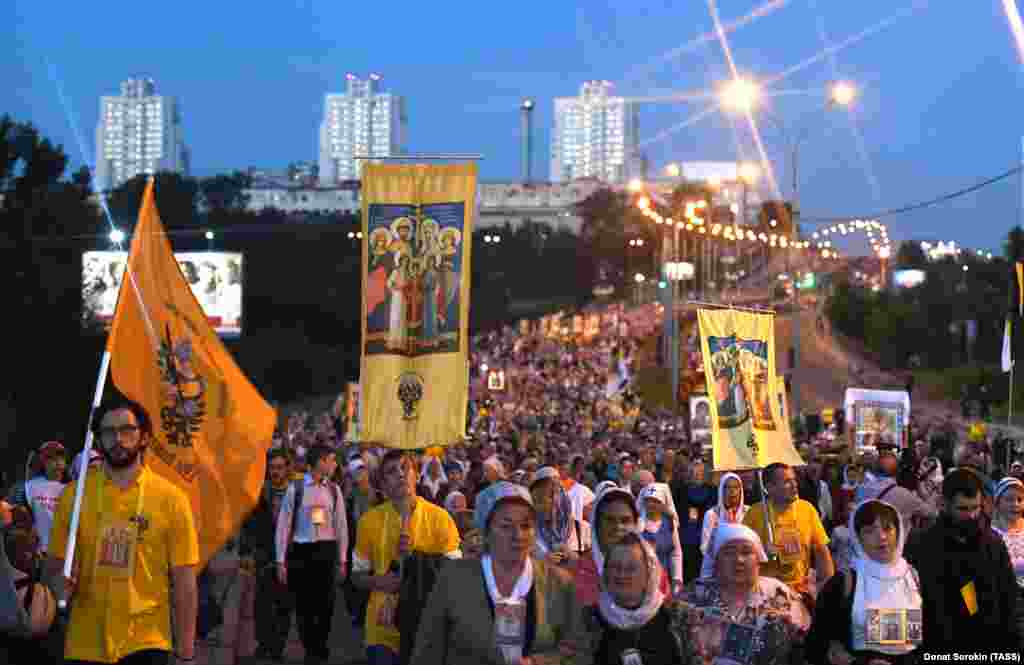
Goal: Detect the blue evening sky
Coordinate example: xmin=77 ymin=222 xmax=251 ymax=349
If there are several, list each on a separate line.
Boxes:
xmin=7 ymin=1 xmax=1024 ymax=253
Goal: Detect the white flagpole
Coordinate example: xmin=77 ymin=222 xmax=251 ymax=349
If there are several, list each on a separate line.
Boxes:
xmin=58 ymin=349 xmax=111 ymax=609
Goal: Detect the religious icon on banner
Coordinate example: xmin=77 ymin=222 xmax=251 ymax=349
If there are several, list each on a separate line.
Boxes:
xmin=707 ymin=336 xmax=776 ymax=432
xmin=488 ymin=369 xmax=506 ymax=391
xmin=364 ymin=204 xmax=465 ymax=356
xmin=854 ymin=402 xmax=904 ymax=451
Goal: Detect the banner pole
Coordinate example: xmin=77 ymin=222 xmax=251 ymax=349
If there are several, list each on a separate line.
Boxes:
xmin=58 ymin=348 xmax=111 ymax=609
xmin=757 ymin=468 xmax=779 ymax=562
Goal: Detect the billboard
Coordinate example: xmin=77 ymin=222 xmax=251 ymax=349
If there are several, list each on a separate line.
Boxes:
xmin=83 ymin=251 xmax=243 ymax=336
xmin=893 ymin=269 xmax=926 ymax=289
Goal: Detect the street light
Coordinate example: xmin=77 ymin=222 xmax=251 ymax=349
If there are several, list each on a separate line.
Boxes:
xmin=830 ymin=81 xmax=857 ymax=107
xmin=109 ymin=228 xmax=125 ymax=244
xmin=666 ymin=163 xmax=681 ymax=178
xmin=720 ymin=77 xmax=760 ymax=112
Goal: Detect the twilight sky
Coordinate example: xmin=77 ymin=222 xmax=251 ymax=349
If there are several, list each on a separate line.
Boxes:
xmin=7 ymin=0 xmax=1024 ymax=253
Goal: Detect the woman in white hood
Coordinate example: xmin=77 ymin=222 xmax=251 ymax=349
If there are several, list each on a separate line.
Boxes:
xmin=698 ymin=472 xmax=748 ymax=579
xmin=417 ymin=455 xmax=448 ymax=502
xmin=636 ymin=483 xmax=684 ymax=594
xmin=805 ymin=499 xmax=923 ymax=665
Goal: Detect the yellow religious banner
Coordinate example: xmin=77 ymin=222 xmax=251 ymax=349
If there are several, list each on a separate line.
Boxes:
xmin=360 ymin=163 xmax=476 ymax=450
xmin=697 ymin=308 xmax=804 ymax=470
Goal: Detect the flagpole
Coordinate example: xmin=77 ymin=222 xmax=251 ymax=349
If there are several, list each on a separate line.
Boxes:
xmin=58 ymin=349 xmax=111 ymax=609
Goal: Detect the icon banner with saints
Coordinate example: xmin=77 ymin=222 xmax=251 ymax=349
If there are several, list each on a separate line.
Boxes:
xmin=364 ymin=203 xmax=465 ymax=355
xmin=697 ymin=308 xmax=804 ymax=471
xmin=359 ymin=163 xmax=476 ymax=451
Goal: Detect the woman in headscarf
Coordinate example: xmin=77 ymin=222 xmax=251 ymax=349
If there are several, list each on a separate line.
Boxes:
xmin=530 ymin=467 xmax=581 ymax=568
xmin=636 ymin=483 xmax=683 ymax=595
xmin=444 ymin=491 xmax=467 ymax=516
xmin=575 ymin=486 xmax=670 ymax=608
xmin=699 ymin=472 xmax=747 ymax=580
xmin=805 ymin=499 xmax=923 ymax=665
xmin=572 ymin=534 xmax=682 ymax=665
xmin=673 ymin=524 xmax=808 ymax=665
xmin=418 ymin=455 xmax=448 ymax=504
xmin=915 ymin=456 xmax=944 ymax=516
xmin=991 ymin=476 xmax=1024 ymax=638
xmin=410 ymin=482 xmax=580 ymax=665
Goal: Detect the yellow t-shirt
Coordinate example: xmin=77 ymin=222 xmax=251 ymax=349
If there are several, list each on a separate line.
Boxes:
xmin=49 ymin=465 xmax=200 ymax=663
xmin=355 ymin=496 xmax=460 ymax=652
xmin=742 ymin=499 xmax=828 ymax=592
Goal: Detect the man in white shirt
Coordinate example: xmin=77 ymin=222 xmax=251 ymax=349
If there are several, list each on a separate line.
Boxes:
xmin=16 ymin=441 xmax=67 ymax=554
xmin=559 ymin=454 xmax=594 ymax=523
xmin=275 ymin=445 xmax=348 ymax=665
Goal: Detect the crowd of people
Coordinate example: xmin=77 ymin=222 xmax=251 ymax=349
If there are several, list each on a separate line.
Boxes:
xmin=2 ymin=299 xmax=1024 ymax=664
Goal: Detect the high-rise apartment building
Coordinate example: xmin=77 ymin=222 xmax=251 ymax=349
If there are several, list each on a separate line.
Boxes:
xmin=94 ymin=78 xmax=189 ymax=191
xmin=319 ymin=74 xmax=406 ymax=184
xmin=550 ymin=81 xmax=640 ymax=184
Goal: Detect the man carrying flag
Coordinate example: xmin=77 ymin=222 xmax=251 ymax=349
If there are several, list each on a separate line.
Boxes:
xmin=48 ymin=179 xmax=277 ymax=664
xmin=48 ymin=399 xmax=199 ymax=665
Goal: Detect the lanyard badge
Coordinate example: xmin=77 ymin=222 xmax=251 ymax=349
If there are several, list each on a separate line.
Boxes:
xmin=494 ymin=600 xmax=525 ymax=665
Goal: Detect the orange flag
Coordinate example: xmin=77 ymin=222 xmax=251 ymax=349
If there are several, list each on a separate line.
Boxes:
xmin=1017 ymin=261 xmax=1023 ymax=317
xmin=107 ymin=179 xmax=276 ymax=567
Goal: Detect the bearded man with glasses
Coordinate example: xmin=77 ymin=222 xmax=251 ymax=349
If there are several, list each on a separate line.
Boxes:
xmin=46 ymin=398 xmax=200 ymax=665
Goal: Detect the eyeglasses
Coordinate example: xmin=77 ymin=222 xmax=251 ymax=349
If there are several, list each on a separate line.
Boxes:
xmin=99 ymin=424 xmax=141 ymax=438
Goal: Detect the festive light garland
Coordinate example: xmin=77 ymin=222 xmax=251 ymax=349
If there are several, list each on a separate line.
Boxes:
xmin=636 ymin=197 xmax=842 ymax=259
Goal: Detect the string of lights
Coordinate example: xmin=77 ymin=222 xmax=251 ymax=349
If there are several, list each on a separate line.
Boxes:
xmin=635 ymin=194 xmax=844 ymax=259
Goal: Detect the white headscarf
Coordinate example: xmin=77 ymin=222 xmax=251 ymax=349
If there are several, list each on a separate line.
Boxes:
xmin=598 ymin=537 xmax=665 ymax=630
xmin=636 ymin=483 xmax=677 ymax=532
xmin=848 ymin=499 xmax=920 ymax=655
xmin=591 ymin=485 xmax=639 ymax=577
xmin=709 ymin=523 xmax=769 ymax=569
xmin=714 ymin=472 xmax=748 ymax=524
xmin=443 ymin=491 xmax=466 ymax=514
xmin=849 ymin=499 xmax=910 ymax=581
xmin=418 ymin=456 xmax=447 ymax=499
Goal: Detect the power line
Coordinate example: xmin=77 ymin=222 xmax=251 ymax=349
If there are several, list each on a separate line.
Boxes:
xmin=801 ymin=165 xmax=1024 ymax=224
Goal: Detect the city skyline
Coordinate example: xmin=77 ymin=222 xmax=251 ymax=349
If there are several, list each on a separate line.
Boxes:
xmin=10 ymin=1 xmax=1024 ymax=252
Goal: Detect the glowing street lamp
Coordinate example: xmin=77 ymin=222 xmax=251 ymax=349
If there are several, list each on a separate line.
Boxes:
xmin=720 ymin=77 xmax=760 ymax=112
xmin=666 ymin=163 xmax=681 ymax=178
xmin=830 ymin=81 xmax=857 ymax=107
xmin=109 ymin=228 xmax=125 ymax=244
xmin=634 ymin=273 xmax=646 ymax=283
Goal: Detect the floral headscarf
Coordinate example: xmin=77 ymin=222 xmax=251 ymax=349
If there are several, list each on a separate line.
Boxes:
xmin=532 ymin=467 xmax=573 ymax=549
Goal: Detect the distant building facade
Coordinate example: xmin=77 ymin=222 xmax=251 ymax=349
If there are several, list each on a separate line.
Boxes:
xmin=318 ymin=74 xmax=406 ymax=185
xmin=477 ymin=180 xmax=605 ymax=234
xmin=94 ymin=78 xmax=189 ymax=191
xmin=550 ymin=81 xmax=639 ymax=184
xmin=244 ymin=176 xmax=359 ymax=217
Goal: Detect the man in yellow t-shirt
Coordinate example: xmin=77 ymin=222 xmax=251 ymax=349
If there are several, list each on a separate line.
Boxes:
xmin=743 ymin=463 xmax=833 ymax=596
xmin=352 ymin=450 xmax=460 ymax=665
xmin=47 ymin=399 xmax=199 ymax=665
